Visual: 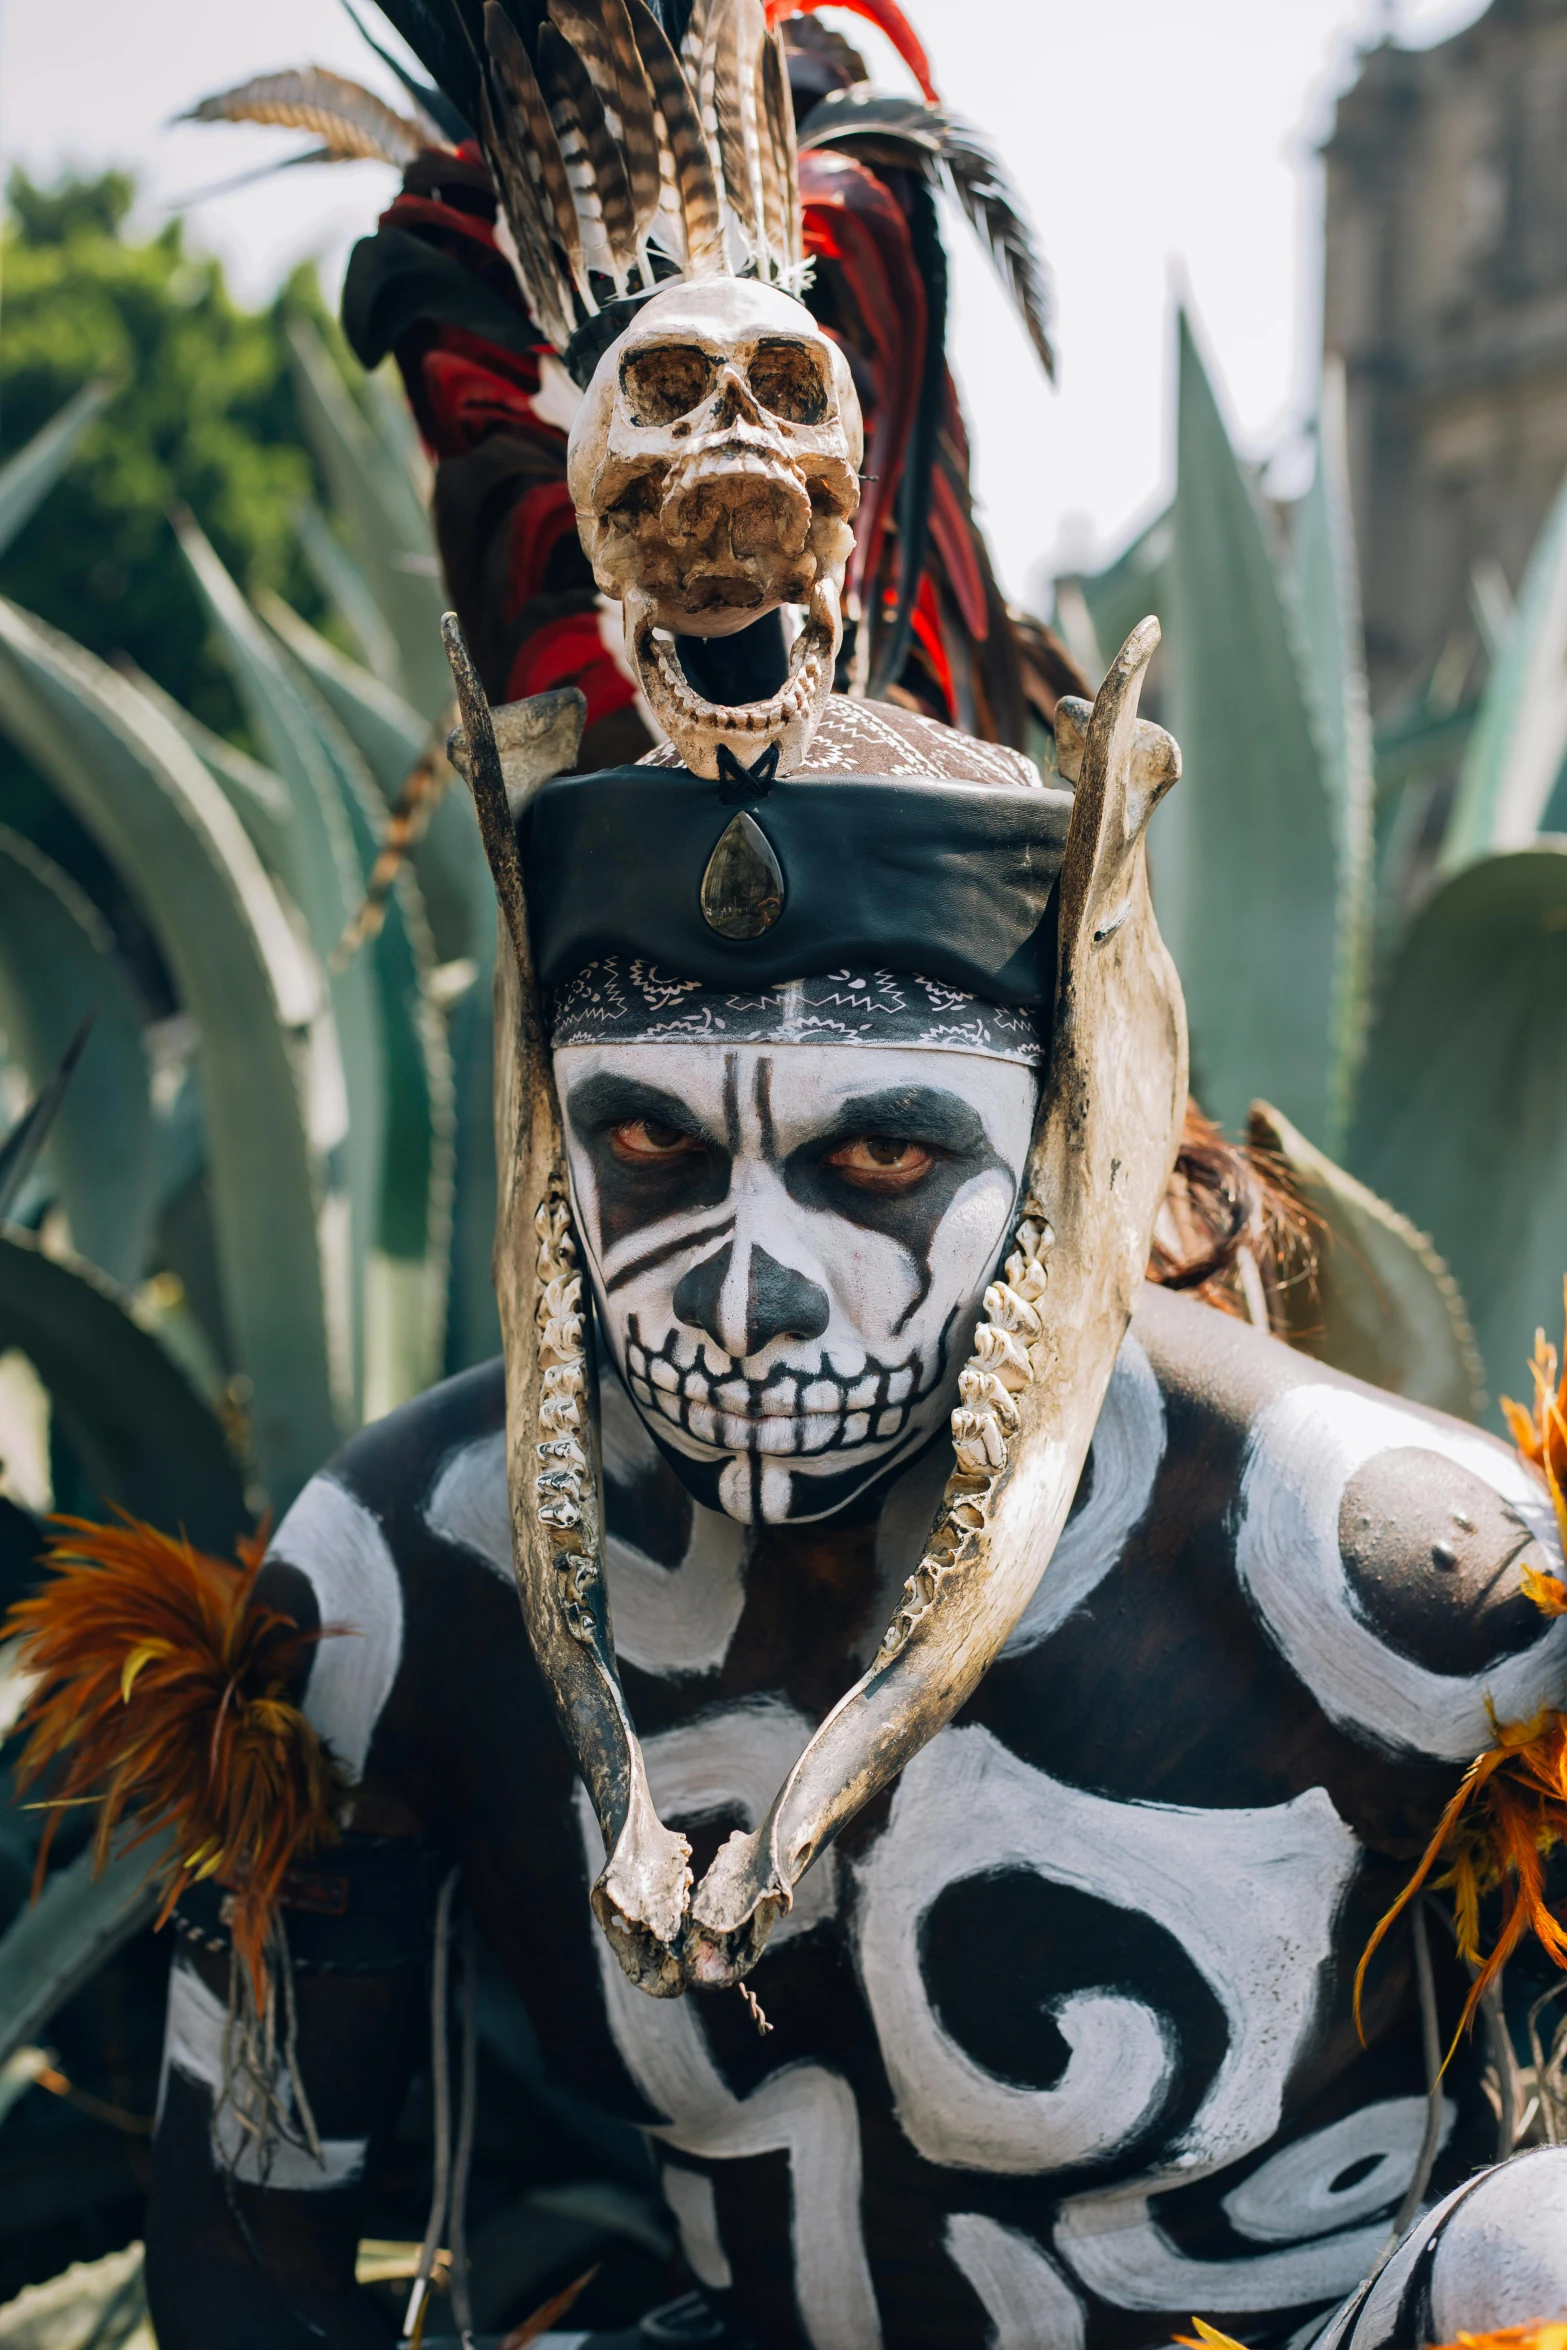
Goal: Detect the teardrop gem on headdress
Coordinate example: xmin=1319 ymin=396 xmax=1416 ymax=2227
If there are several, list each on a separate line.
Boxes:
xmin=700 ymin=811 xmax=785 ymax=940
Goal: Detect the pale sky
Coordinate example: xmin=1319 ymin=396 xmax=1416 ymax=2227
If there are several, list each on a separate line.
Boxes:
xmin=1 ymin=0 xmax=1490 ymax=602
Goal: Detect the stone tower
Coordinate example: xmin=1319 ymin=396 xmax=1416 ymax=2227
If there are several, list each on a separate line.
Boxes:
xmin=1323 ymin=0 xmax=1567 ymax=712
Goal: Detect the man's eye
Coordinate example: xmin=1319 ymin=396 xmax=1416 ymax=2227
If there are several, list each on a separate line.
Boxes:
xmin=608 ymin=1117 xmax=704 ymax=1163
xmin=824 ymin=1136 xmax=936 ymax=1192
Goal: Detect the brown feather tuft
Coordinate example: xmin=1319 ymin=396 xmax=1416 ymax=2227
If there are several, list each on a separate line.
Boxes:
xmin=5 ymin=1513 xmax=348 ymax=1999
xmin=182 ymin=68 xmax=439 ymax=167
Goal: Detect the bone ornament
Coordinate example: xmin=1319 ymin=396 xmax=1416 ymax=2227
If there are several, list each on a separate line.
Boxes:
xmin=448 ymin=613 xmax=1185 ymax=1999
xmin=567 ymin=277 xmax=862 ymax=779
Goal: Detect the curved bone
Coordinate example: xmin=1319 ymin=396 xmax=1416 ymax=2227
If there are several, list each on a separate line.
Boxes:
xmin=451 ymin=614 xmax=1187 ymax=1998
xmin=444 ymin=618 xmax=694 ymax=1994
xmin=680 ymin=617 xmax=1188 ymax=1984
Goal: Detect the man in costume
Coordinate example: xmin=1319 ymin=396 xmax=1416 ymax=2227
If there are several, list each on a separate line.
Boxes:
xmin=14 ymin=5 xmax=1567 ymax=2347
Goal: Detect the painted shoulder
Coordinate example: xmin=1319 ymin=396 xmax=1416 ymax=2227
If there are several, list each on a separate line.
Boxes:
xmin=258 ymin=1360 xmax=509 ymax=1785
xmin=1133 ymin=1283 xmax=1567 ymax=1760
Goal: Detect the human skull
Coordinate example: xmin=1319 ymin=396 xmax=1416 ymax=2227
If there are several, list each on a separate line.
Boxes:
xmin=567 ymin=277 xmax=862 ymax=778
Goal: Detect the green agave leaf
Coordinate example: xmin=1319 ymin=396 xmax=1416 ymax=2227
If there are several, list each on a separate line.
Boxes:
xmin=0 ymin=828 xmax=154 ymax=1285
xmin=1442 ymin=460 xmax=1567 ymax=871
xmin=0 ymin=1830 xmax=170 ymax=2073
xmin=1350 ymin=843 xmax=1567 ymax=1417
xmin=0 ymin=597 xmax=338 ymax=1505
xmin=0 ymin=378 xmax=114 ymax=562
xmin=1069 ymin=505 xmax=1172 ymax=691
xmin=1163 ymin=310 xmax=1341 ymax=1144
xmin=257 ymin=589 xmax=492 ymax=967
xmin=1249 ymin=1101 xmax=1482 ymax=1419
xmin=0 ymin=1019 xmax=90 ymax=1225
xmin=259 ymin=630 xmax=454 ymax=1411
xmin=0 ymin=1228 xmax=245 ymax=1544
xmin=286 ymin=319 xmax=450 ymax=721
xmin=295 ymin=496 xmax=402 ymax=688
xmin=180 ymin=526 xmax=453 ymax=1408
xmin=1286 ymin=362 xmax=1375 ymax=1151
xmin=177 ymin=513 xmax=382 ymax=1422
xmin=120 ymin=659 xmax=292 ymax=880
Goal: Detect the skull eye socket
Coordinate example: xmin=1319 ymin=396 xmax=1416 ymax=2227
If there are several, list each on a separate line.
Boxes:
xmin=621 ymin=343 xmax=716 ymax=426
xmin=746 ymin=340 xmax=828 ymax=424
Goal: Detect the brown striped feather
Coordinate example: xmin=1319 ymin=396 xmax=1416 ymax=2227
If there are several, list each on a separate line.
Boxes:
xmin=182 ymin=69 xmax=437 ymax=166
xmin=761 ymin=28 xmax=801 ymax=274
xmin=484 ymin=2 xmax=585 ymax=288
xmin=480 ymin=76 xmax=576 ymax=347
xmin=625 ymin=0 xmax=725 ymax=276
xmin=540 ymin=19 xmax=639 ymax=284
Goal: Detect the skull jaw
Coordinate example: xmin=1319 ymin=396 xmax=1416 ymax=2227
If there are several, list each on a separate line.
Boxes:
xmin=626 ymin=573 xmax=843 ymax=778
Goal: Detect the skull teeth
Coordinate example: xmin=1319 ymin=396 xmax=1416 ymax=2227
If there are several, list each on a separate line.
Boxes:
xmin=644 ymin=620 xmax=828 ymax=738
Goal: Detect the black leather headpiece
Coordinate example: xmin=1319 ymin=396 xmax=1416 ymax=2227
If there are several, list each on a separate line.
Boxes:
xmin=519 ymin=759 xmax=1073 ymax=1010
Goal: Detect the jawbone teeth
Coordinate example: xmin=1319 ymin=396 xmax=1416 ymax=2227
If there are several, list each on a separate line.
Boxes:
xmin=645 ymin=619 xmax=828 ymax=738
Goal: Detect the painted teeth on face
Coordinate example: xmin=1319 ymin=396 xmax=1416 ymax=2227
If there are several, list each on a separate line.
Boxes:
xmin=622 ymin=1324 xmax=940 ymax=1460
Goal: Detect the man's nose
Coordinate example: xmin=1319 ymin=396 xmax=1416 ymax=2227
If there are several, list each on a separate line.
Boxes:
xmin=672 ymin=1241 xmax=830 ymax=1359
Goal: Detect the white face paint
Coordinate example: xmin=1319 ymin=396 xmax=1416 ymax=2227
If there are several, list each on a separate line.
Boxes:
xmin=556 ymin=1040 xmax=1037 ymax=1524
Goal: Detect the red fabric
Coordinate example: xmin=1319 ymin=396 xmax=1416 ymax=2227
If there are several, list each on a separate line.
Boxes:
xmin=769 ymin=0 xmax=939 ymax=101
xmin=908 ymin=575 xmax=955 ymax=718
xmin=504 ymin=610 xmax=636 ymax=730
xmin=379 ymin=190 xmax=501 ymax=258
xmin=799 ymin=150 xmax=925 ymax=618
xmin=504 ymin=480 xmax=581 ymax=617
xmin=928 ymin=459 xmax=989 ymax=646
xmin=419 ymin=334 xmax=557 ymax=460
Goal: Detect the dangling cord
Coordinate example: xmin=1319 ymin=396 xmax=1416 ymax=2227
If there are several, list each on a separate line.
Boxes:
xmin=401 ymin=1865 xmax=460 ymax=2350
xmin=1363 ymin=1893 xmax=1445 ymax=2290
xmin=448 ymin=1908 xmax=479 ymax=2349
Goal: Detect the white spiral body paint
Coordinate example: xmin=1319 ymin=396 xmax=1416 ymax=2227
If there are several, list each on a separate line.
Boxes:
xmin=943 ymin=2214 xmax=1086 ymax=2350
xmin=1235 ymin=1387 xmax=1567 ymax=1759
xmin=1002 ymin=1332 xmax=1165 ymax=1657
xmin=575 ymin=1702 xmax=878 ymax=2350
xmin=424 ymin=1381 xmax=747 ymax=1679
xmin=268 ymin=1474 xmax=403 ymax=1783
xmin=1054 ymin=2190 xmax=1388 ymax=2314
xmin=1221 ymin=2097 xmax=1454 ymax=2244
xmin=854 ymin=1725 xmax=1358 ymax=2179
xmin=159 ymin=1959 xmax=367 ymax=2190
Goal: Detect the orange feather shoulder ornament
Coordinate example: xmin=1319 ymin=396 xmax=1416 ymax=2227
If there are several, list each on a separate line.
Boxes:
xmin=5 ymin=1512 xmax=348 ymax=1996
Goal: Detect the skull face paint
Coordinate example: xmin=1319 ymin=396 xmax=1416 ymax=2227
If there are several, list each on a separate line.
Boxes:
xmin=566 ymin=278 xmax=862 ymax=779
xmin=557 ymin=1040 xmax=1036 ymax=1524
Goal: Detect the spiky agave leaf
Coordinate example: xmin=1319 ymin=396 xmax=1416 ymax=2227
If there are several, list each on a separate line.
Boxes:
xmin=7 ymin=1515 xmax=348 ymax=1997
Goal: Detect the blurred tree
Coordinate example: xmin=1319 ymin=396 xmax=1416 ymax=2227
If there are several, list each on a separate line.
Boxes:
xmin=0 ymin=168 xmax=328 ymax=732
xmin=0 ymin=168 xmax=331 ymax=1002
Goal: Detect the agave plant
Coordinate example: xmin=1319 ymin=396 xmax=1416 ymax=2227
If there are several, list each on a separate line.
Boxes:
xmin=1064 ymin=307 xmax=1567 ymax=1424
xmin=0 ymin=319 xmax=499 ymax=1522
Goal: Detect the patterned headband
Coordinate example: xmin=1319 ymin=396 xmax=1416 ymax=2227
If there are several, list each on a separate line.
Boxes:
xmin=548 ymin=959 xmax=1044 ymax=1066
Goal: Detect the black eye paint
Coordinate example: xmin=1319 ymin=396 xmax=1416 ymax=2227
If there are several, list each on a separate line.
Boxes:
xmin=783 ymin=1084 xmax=1013 ymax=1330
xmin=563 ymin=1071 xmax=731 ymax=1252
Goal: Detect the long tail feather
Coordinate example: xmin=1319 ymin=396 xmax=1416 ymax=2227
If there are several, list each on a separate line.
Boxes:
xmin=800 ymin=90 xmax=1055 ymax=378
xmin=626 ymin=0 xmax=725 ymax=274
xmin=181 ymin=67 xmax=439 ymax=165
xmin=710 ymin=0 xmax=760 ymax=249
xmin=480 ymin=77 xmax=577 ymax=345
xmin=540 ymin=18 xmax=639 ymax=287
xmin=759 ymin=26 xmax=800 ymax=275
xmin=580 ymin=0 xmax=664 ymax=244
xmin=484 ymin=3 xmax=586 ymax=287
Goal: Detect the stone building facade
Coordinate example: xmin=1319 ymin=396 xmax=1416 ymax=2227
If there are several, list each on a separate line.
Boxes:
xmin=1323 ymin=0 xmax=1567 ymax=710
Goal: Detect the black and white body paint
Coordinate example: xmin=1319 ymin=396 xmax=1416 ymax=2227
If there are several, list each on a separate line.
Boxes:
xmin=146 ymin=1286 xmax=1567 ymax=2347
xmin=557 ymin=1026 xmax=1035 ymax=1524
